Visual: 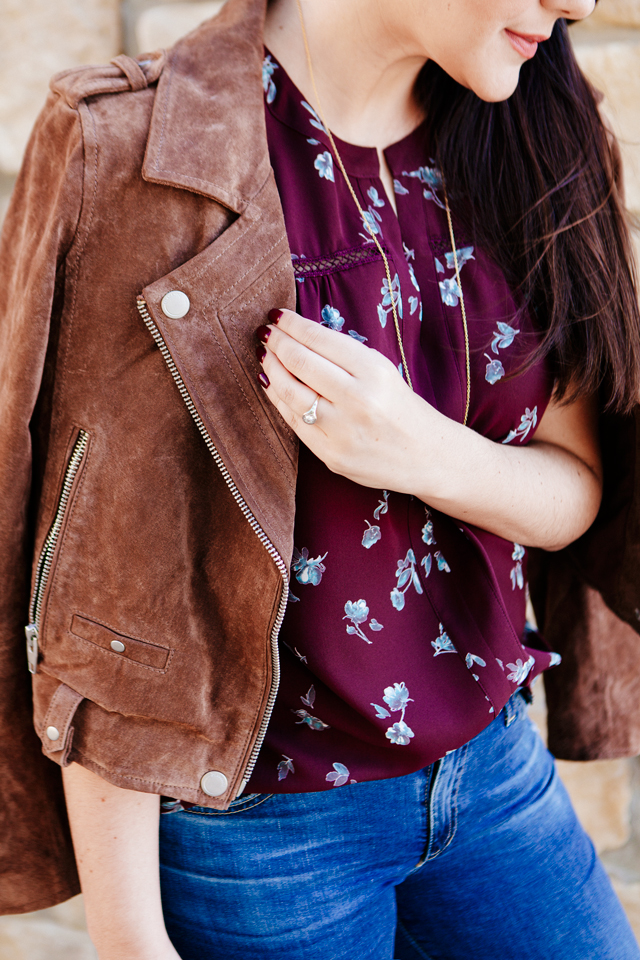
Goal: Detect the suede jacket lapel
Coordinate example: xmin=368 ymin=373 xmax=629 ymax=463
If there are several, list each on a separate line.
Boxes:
xmin=140 ymin=0 xmax=298 ymax=565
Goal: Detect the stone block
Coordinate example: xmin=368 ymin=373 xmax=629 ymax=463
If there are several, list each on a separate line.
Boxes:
xmin=0 ymin=915 xmax=96 ymax=960
xmin=530 ymin=682 xmax=632 ymax=854
xmin=612 ymin=880 xmax=640 ymax=941
xmin=136 ymin=1 xmax=226 ymax=53
xmin=590 ymin=0 xmax=640 ymax=28
xmin=570 ymin=23 xmax=640 ymax=213
xmin=0 ymin=175 xmax=16 ymax=230
xmin=0 ymin=0 xmax=121 ymax=175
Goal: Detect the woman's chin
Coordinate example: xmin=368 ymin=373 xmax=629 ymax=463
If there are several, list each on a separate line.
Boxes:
xmin=467 ymin=69 xmax=523 ymax=103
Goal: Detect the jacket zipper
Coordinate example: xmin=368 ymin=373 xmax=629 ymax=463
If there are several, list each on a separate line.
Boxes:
xmin=136 ymin=298 xmax=288 ymax=793
xmin=25 ymin=430 xmax=89 ymax=675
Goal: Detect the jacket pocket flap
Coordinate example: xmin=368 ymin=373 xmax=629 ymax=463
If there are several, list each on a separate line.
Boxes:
xmin=70 ymin=614 xmax=170 ymax=670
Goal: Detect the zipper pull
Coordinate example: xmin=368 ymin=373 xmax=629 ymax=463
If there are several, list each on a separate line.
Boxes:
xmin=25 ymin=624 xmax=38 ymax=674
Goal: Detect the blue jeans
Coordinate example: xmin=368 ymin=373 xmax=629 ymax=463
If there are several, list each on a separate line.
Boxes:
xmin=159 ymin=693 xmax=640 ymax=959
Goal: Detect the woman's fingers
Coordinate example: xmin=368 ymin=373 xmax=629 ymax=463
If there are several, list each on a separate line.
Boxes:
xmin=258 ymin=339 xmax=332 ymax=433
xmin=258 ymin=321 xmax=355 ymax=406
xmin=267 ymin=308 xmax=375 ymax=380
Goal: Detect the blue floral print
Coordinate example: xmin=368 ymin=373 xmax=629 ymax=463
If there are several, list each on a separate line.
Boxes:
xmin=491 ymin=321 xmax=520 ymax=353
xmin=439 ymin=277 xmax=462 ymax=307
xmin=321 ymin=304 xmax=345 ymax=330
xmin=502 ymin=406 xmax=538 ymax=444
xmin=348 ymin=330 xmax=368 ymax=342
xmin=315 ymin=151 xmax=335 ymax=182
xmin=391 ymin=549 xmax=423 ymax=610
xmin=374 ymin=490 xmax=389 ymax=520
xmin=510 ymin=543 xmax=525 ymax=590
xmin=291 ymin=252 xmax=307 ymax=284
xmin=326 ymin=762 xmax=352 ymax=786
xmin=465 ymin=652 xmax=487 ymax=682
xmin=435 ymin=257 xmax=445 ymax=275
xmin=307 ymin=138 xmax=320 ymax=145
xmin=506 ymin=655 xmax=535 ymax=685
xmin=292 ymin=547 xmax=327 ymax=585
xmin=378 ymin=273 xmax=402 ymax=327
xmin=277 ymin=755 xmax=295 ymax=780
xmin=402 ymin=165 xmax=443 ymax=189
xmin=394 ymin=179 xmax=410 ymax=196
xmin=367 ymin=186 xmax=385 ymax=208
xmin=361 ymin=205 xmax=383 ymax=241
xmin=362 ymin=521 xmax=381 ymax=549
xmin=386 ymin=721 xmax=415 ymax=745
xmin=435 ymin=551 xmax=451 ymax=572
xmin=300 ymin=685 xmax=316 ymax=708
xmin=301 ymin=99 xmax=328 ymax=133
xmin=369 ymin=682 xmax=415 ymax=745
xmin=401 ymin=166 xmax=445 ymax=209
xmin=409 ymin=296 xmax=419 ymax=315
xmin=403 ymin=243 xmax=415 ymax=261
xmin=262 ymin=54 xmax=278 ymax=103
xmin=293 ymin=709 xmax=330 ymax=730
xmin=432 ymin=622 xmax=456 ymax=656
xmin=343 ymin=599 xmax=382 ymax=642
xmin=549 ymin=652 xmax=562 ymax=667
xmin=421 ymin=554 xmax=432 ymax=577
xmin=445 ymin=246 xmax=475 ymax=270
xmin=422 ymin=510 xmax=436 ymax=545
xmin=484 ymin=353 xmax=505 ymax=385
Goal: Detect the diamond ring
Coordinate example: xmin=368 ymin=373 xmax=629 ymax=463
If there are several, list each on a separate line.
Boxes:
xmin=301 ymin=396 xmax=319 ymax=425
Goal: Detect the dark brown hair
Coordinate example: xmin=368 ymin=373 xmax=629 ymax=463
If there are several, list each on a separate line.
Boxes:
xmin=418 ymin=18 xmax=640 ymax=412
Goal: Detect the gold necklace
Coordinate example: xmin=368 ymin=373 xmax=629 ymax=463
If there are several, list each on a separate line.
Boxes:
xmin=293 ymin=0 xmax=471 ymax=425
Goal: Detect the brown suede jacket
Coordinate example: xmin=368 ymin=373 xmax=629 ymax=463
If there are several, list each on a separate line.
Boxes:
xmin=1 ymin=0 xmax=640 ymax=916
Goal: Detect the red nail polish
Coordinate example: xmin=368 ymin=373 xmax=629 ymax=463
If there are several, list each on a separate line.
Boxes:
xmin=258 ymin=370 xmax=270 ymax=388
xmin=256 ymin=324 xmax=272 ymax=342
xmin=268 ymin=308 xmax=284 ymax=325
xmin=255 ymin=344 xmax=266 ymax=363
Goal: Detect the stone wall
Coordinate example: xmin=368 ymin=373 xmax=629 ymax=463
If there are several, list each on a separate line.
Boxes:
xmin=0 ymin=1 xmax=639 ymax=956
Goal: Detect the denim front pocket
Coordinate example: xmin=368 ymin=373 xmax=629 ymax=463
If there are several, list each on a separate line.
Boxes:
xmin=182 ymin=793 xmax=274 ymax=816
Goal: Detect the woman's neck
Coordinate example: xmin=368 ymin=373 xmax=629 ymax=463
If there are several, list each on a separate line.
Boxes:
xmin=263 ymin=0 xmax=427 ymax=151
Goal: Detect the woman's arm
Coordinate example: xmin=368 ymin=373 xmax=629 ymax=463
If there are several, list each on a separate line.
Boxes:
xmin=62 ymin=763 xmax=181 ymax=960
xmin=258 ymin=310 xmax=602 ymax=551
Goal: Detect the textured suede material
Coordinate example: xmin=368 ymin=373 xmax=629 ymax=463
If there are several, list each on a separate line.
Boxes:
xmin=530 ymin=409 xmax=640 ymax=759
xmin=1 ymin=0 xmax=639 ymax=916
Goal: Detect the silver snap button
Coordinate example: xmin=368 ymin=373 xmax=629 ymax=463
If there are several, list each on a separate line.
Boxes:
xmin=110 ymin=640 xmax=126 ymax=653
xmin=200 ymin=770 xmax=229 ymax=797
xmin=161 ymin=290 xmax=190 ymax=319
xmin=46 ymin=726 xmax=60 ymax=741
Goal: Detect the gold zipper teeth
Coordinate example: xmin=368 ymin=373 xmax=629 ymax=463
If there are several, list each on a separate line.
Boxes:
xmin=136 ymin=298 xmax=288 ymax=788
xmin=29 ymin=431 xmax=89 ymax=628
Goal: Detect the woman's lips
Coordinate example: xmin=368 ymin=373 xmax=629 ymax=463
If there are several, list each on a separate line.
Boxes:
xmin=505 ymin=29 xmax=547 ymax=59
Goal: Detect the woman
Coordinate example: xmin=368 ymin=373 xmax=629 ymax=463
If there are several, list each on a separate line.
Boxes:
xmin=2 ymin=0 xmax=640 ymax=956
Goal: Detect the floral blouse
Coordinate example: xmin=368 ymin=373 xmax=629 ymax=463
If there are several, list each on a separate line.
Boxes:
xmin=247 ymin=52 xmax=559 ymax=794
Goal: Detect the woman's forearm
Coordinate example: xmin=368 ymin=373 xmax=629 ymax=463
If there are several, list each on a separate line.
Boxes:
xmin=412 ymin=408 xmax=602 ymax=551
xmin=62 ymin=762 xmax=180 ymax=960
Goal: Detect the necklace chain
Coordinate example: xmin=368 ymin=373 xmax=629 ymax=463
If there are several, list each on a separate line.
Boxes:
xmin=293 ymin=0 xmax=471 ymax=424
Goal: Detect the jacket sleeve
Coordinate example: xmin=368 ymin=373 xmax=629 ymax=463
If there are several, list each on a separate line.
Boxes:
xmin=0 ymin=87 xmax=84 ymax=914
xmin=529 ymin=407 xmax=640 ymax=762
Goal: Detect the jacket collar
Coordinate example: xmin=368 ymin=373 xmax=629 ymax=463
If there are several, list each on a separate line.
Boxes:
xmin=143 ymin=0 xmax=271 ymax=213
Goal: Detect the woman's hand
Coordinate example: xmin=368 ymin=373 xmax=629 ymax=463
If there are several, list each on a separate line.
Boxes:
xmin=257 ymin=308 xmax=603 ymax=551
xmin=257 ymin=308 xmax=438 ymax=494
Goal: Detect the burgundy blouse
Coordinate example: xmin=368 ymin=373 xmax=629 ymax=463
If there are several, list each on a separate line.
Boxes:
xmin=247 ymin=52 xmax=559 ymax=794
